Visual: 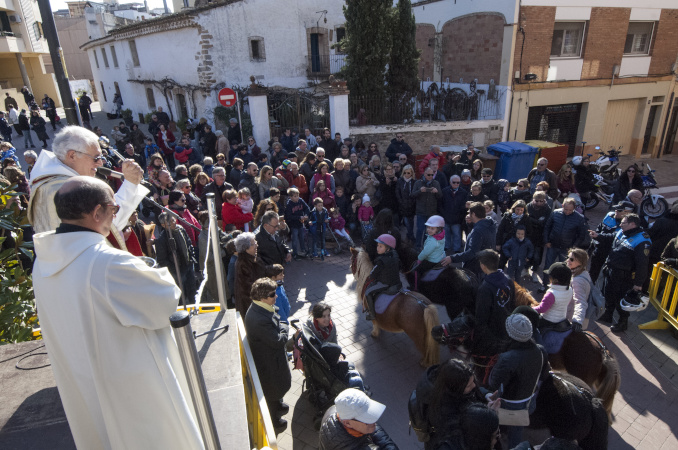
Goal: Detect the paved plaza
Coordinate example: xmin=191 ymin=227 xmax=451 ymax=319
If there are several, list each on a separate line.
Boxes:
xmin=4 ymin=105 xmax=678 ymax=448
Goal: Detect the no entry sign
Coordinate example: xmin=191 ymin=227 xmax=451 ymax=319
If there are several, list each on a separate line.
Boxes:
xmin=218 ymin=88 xmax=237 ymax=107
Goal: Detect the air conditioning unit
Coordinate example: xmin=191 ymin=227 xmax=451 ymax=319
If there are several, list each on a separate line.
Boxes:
xmin=9 ymin=15 xmax=22 ymax=23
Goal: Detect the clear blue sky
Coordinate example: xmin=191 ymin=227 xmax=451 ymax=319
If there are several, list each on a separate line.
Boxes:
xmin=48 ymin=0 xmax=173 ymax=13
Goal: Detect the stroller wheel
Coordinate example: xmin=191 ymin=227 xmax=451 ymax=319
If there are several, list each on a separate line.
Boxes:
xmin=333 ymin=242 xmax=342 ymax=255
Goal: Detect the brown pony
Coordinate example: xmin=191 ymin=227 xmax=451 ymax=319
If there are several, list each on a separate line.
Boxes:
xmin=350 ymin=248 xmax=440 ymax=367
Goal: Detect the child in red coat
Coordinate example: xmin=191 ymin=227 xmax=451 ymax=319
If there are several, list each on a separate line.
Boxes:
xmin=221 ymin=189 xmax=253 ymax=231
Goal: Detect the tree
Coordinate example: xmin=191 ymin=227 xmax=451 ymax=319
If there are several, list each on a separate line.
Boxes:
xmin=341 ymin=0 xmax=393 ymax=97
xmin=386 ymin=0 xmax=420 ymax=94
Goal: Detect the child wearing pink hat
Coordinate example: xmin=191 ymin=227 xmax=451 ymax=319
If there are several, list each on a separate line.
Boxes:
xmin=363 ymin=234 xmax=401 ymax=321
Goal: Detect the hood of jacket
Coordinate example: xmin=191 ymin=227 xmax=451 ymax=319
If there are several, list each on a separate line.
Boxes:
xmin=474 ymin=216 xmax=497 ymax=234
xmin=485 ymin=269 xmax=512 ymax=292
xmin=29 ymin=150 xmax=78 ymax=188
xmin=33 ymin=230 xmax=104 ymax=278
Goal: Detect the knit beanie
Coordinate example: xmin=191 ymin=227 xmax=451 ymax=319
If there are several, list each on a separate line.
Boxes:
xmin=505 ymin=314 xmax=533 ymax=342
xmin=362 ymin=194 xmax=370 ymax=204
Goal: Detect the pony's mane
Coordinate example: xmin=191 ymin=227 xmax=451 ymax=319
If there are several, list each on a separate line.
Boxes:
xmin=354 ymin=250 xmax=373 ymax=301
xmin=514 ymin=281 xmax=539 ymax=306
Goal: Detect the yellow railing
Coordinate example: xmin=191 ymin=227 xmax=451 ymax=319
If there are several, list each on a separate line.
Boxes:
xmin=639 ymin=262 xmax=678 ymax=331
xmin=236 ymin=313 xmax=279 ymax=450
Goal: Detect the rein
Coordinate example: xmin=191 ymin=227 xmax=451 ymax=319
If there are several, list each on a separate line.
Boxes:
xmin=583 ymin=330 xmax=611 ymax=358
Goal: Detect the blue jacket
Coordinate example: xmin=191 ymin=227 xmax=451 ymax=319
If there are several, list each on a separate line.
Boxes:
xmin=285 ymin=198 xmax=310 ymax=229
xmin=440 ymin=186 xmax=468 ymax=225
xmin=275 ymin=284 xmax=291 ymax=323
xmin=419 ymin=233 xmax=446 ymax=263
xmin=309 ymin=207 xmax=330 ymax=234
xmin=543 ymin=209 xmax=588 ymax=248
xmin=451 ymin=217 xmax=497 ymax=275
xmin=502 ymin=237 xmax=534 ymax=268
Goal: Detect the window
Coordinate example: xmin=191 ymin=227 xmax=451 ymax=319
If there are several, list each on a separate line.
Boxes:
xmin=146 ymin=88 xmax=156 ymax=109
xmin=624 ymin=22 xmax=654 ymax=55
xmin=93 ymin=50 xmax=99 ymax=69
xmin=248 ymin=37 xmax=265 ymax=61
xmin=110 ymin=45 xmax=118 ymax=68
xmin=335 ymin=27 xmax=346 ymax=54
xmin=550 ymin=22 xmax=585 ymax=58
xmin=33 ymin=22 xmax=43 ymax=39
xmin=101 ymin=48 xmax=109 ymax=68
xmin=129 ymin=40 xmax=140 ymax=67
xmin=100 ymin=82 xmax=107 ymax=101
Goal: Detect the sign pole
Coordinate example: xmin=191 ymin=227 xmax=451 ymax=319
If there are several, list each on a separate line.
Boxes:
xmin=236 ymin=98 xmax=244 ymax=144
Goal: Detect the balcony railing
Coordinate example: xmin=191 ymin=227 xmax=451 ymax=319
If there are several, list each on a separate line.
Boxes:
xmin=306 ymin=54 xmax=346 ymax=77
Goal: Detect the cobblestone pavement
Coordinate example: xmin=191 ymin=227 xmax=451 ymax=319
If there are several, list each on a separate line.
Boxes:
xmin=8 ymin=105 xmax=678 ymax=449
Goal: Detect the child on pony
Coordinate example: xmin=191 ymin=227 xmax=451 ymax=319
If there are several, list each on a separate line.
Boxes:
xmin=533 ymin=262 xmax=573 ymax=333
xmin=413 ymin=215 xmax=446 ymax=278
xmin=363 ymin=234 xmax=402 ymax=321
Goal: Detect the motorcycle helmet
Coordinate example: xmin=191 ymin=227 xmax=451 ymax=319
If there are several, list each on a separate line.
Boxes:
xmin=594 ymin=174 xmax=604 ymax=183
xmin=620 ymin=289 xmax=649 ymax=312
xmin=572 ymin=156 xmax=583 ymax=166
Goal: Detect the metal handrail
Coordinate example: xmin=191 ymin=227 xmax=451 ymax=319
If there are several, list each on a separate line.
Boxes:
xmin=236 ymin=313 xmax=279 ymax=450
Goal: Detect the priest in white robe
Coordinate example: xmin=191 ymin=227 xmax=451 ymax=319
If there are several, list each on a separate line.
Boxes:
xmin=32 ymin=176 xmax=204 ymax=450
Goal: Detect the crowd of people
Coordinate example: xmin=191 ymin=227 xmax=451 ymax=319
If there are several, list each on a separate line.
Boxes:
xmin=4 ymin=111 xmax=678 ymax=450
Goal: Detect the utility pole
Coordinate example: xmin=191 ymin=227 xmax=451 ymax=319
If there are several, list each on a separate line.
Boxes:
xmin=36 ymin=0 xmax=79 ymax=125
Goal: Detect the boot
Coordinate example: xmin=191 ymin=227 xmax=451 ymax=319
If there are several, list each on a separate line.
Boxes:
xmin=611 ymin=317 xmax=628 ymax=333
xmin=598 ymin=309 xmax=614 ymax=324
xmin=365 ymin=294 xmax=376 ymax=321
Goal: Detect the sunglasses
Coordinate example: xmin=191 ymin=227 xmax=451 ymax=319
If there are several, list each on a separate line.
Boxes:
xmin=267 ymin=292 xmax=276 ymax=298
xmin=517 ymin=184 xmax=524 ymax=188
xmin=425 ymin=174 xmax=433 ymax=177
xmin=103 ymin=203 xmax=121 ymax=214
xmin=451 ymin=181 xmax=460 ymax=184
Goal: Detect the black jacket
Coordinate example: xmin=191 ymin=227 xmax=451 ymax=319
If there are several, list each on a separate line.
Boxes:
xmin=238 ymin=172 xmax=259 ymax=206
xmin=488 ymin=340 xmax=549 ymax=402
xmin=202 ymin=131 xmax=217 ymax=158
xmin=440 ymin=186 xmax=468 ymax=225
xmin=647 ymin=214 xmax=678 ymax=264
xmin=155 ymin=226 xmax=193 ymax=280
xmin=543 ymin=209 xmax=588 ymax=248
xmin=526 ymin=202 xmax=551 ymax=244
xmin=369 ymin=250 xmax=402 ymax=290
xmin=412 ymin=179 xmax=442 ymax=216
xmin=385 ymin=138 xmax=413 ymax=162
xmin=480 ymin=180 xmax=498 ymax=204
xmin=319 ymin=407 xmax=398 ymax=450
xmin=255 ymin=227 xmax=291 ymax=266
xmin=598 ymin=227 xmax=651 ymax=286
xmin=319 ymin=138 xmax=340 ymax=161
xmin=379 ymin=176 xmax=399 ymax=213
xmin=244 ymin=302 xmax=291 ymax=401
xmin=200 ymin=180 xmax=233 ymax=217
xmin=496 ymin=212 xmax=532 ymax=247
xmin=395 ymin=177 xmax=417 ymax=217
xmin=227 ymin=124 xmax=241 ymax=145
xmin=474 ymin=270 xmax=515 ymax=355
xmin=451 ymin=217 xmax=497 ymax=276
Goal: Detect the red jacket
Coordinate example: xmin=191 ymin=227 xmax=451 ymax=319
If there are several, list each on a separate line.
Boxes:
xmin=221 ymin=201 xmax=253 ymax=230
xmin=313 ymin=188 xmax=335 ymax=210
xmin=157 ymin=129 xmax=175 ymax=154
xmin=418 ymin=151 xmax=444 ymax=176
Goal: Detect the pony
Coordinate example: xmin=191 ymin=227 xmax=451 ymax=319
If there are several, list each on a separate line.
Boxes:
xmin=431 ymin=312 xmax=620 ymax=419
xmin=396 ymin=242 xmax=478 ymax=319
xmin=350 ymin=248 xmax=440 ymax=367
xmin=531 ymin=371 xmax=610 ymax=450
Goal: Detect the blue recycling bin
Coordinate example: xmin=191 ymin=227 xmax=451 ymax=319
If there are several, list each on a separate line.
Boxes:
xmin=486 ymin=142 xmax=539 ymax=183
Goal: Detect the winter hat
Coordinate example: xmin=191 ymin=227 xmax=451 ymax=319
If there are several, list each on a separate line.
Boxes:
xmin=362 ymin=194 xmax=370 ymax=204
xmin=461 ymin=169 xmax=471 ymax=178
xmin=282 ymin=159 xmax=291 ymax=169
xmin=505 ymin=314 xmax=533 ymax=342
xmin=375 ymin=234 xmax=396 ymax=249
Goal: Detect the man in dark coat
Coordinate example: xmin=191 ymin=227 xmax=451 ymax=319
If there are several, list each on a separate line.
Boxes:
xmin=318 ymin=127 xmax=340 ymax=161
xmin=440 ymin=175 xmax=468 ymax=252
xmin=385 ymin=132 xmax=413 ymax=162
xmin=148 ymin=115 xmax=160 ymax=143
xmin=199 ymin=167 xmax=232 ymax=215
xmin=238 ymin=162 xmax=260 ymax=206
xmin=227 ymin=118 xmax=241 ymax=144
xmin=201 ymin=125 xmax=217 ymax=159
xmin=42 ymin=95 xmax=57 ymax=130
xmin=156 ymin=106 xmax=170 ymax=127
xmin=154 ymin=213 xmax=197 ymax=304
xmin=5 ymin=93 xmax=18 ymax=111
xmin=527 ymin=157 xmax=559 ymax=199
xmin=442 ymin=202 xmax=497 ymax=278
xmin=244 ymin=278 xmax=291 ymax=431
xmin=473 ymin=250 xmax=516 ymax=356
xmin=255 ymin=211 xmax=292 ymax=265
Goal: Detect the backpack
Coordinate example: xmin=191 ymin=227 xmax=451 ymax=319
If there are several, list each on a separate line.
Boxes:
xmin=408 ymin=365 xmax=437 ymax=442
xmin=586 ymin=277 xmax=606 ymax=320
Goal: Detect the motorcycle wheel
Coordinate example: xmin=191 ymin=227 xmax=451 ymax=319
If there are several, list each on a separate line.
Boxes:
xmin=641 ymin=197 xmax=668 ymax=219
xmin=584 ymin=195 xmax=599 ymax=210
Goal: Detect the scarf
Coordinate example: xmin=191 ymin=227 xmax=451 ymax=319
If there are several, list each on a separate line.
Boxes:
xmin=511 ymin=213 xmax=524 ymax=224
xmin=433 ymin=229 xmax=445 ymax=241
xmin=313 ymin=318 xmax=334 ymax=340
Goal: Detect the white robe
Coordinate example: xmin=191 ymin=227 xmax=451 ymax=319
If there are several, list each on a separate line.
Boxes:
xmin=33 ymin=230 xmax=204 ymax=450
xmin=27 ymin=150 xmax=149 ymax=248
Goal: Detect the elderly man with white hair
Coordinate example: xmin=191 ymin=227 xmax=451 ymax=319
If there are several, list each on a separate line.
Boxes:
xmin=28 ymin=126 xmax=147 ymax=250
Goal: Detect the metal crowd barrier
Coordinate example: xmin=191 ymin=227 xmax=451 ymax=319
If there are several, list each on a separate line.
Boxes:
xmin=639 ymin=262 xmax=678 ymax=332
xmin=236 ymin=313 xmax=279 ymax=450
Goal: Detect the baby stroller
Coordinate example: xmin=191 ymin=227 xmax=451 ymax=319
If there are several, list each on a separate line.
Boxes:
xmin=291 ymin=320 xmax=366 ymax=427
xmin=325 ymin=227 xmax=348 ymax=255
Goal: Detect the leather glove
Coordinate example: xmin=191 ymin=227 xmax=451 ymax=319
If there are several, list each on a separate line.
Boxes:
xmin=571 ymin=322 xmax=582 ymax=333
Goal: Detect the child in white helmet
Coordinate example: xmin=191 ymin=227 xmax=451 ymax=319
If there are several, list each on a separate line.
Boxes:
xmin=414 ymin=215 xmax=446 ymax=278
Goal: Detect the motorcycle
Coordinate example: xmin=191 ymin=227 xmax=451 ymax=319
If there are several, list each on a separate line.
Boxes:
xmin=588 ymin=146 xmax=621 ymax=182
xmin=639 ymin=164 xmax=668 ymax=219
xmin=582 ymin=174 xmax=614 ymax=211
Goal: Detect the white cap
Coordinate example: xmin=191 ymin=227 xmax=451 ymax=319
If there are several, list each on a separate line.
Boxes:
xmin=425 ymin=215 xmax=445 ymax=227
xmin=362 ymin=194 xmax=370 ymax=203
xmin=334 ymin=389 xmax=386 ymax=424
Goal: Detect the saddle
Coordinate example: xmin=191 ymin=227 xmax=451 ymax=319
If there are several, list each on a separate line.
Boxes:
xmin=542 ymin=321 xmax=573 ymax=355
xmin=407 ymin=261 xmax=447 ymax=291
